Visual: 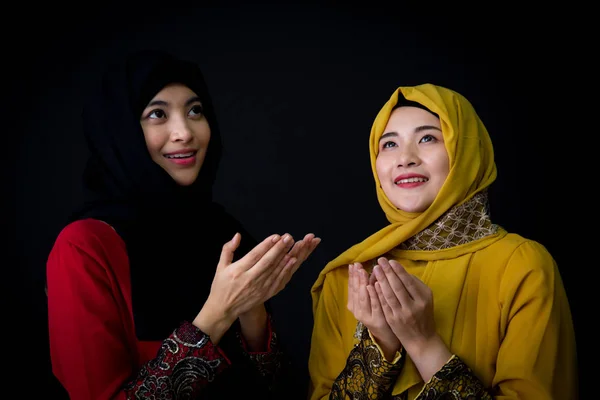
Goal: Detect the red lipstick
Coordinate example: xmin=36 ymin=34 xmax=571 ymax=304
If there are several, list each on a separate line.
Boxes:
xmin=163 ymin=149 xmax=197 ymax=166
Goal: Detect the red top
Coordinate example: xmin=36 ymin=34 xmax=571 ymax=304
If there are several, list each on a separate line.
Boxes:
xmin=47 ymin=218 xmax=279 ymax=399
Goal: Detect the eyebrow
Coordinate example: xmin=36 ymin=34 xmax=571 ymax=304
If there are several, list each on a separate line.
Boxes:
xmin=379 ymin=125 xmax=442 ymax=141
xmin=146 ymin=96 xmax=202 ymax=108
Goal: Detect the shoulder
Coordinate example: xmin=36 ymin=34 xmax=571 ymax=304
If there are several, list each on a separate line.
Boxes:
xmin=50 ymin=218 xmax=125 ymax=258
xmin=500 ymin=233 xmax=555 ymax=270
xmin=496 ymin=233 xmax=558 ymax=297
xmin=487 ymin=232 xmax=554 ymax=270
xmin=56 ymin=218 xmax=121 ymax=242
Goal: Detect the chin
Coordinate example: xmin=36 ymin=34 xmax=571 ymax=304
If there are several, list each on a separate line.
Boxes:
xmin=171 ymin=174 xmax=199 ymax=186
xmin=395 ymin=202 xmax=430 ymax=213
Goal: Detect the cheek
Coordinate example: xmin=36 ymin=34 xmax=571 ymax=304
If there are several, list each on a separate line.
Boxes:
xmin=143 ymin=129 xmax=167 ymax=155
xmin=192 ymin=121 xmax=211 ymax=146
xmin=200 ymin=127 xmax=211 ymax=145
xmin=375 ymin=157 xmax=386 ymax=183
xmin=436 ymin=153 xmax=450 ymax=179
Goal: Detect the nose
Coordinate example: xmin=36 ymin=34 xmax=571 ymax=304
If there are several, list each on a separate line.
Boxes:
xmin=395 ymin=143 xmax=420 ymax=167
xmin=169 ymin=117 xmax=193 ymax=143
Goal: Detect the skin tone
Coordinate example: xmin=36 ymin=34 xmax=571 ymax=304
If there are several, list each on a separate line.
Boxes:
xmin=140 ymin=83 xmax=321 ymax=349
xmin=375 ymin=106 xmax=449 ymax=213
xmin=347 ymin=106 xmax=452 ymax=381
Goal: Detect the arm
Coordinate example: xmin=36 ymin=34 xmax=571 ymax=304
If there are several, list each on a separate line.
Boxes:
xmin=46 ymin=226 xmax=231 ymax=400
xmin=234 ymin=234 xmax=320 ymax=392
xmin=122 ymin=321 xmax=230 ymax=398
xmin=237 ymin=308 xmax=284 ymax=392
xmin=239 ymin=304 xmax=269 ymax=352
xmin=331 ymin=325 xmax=405 ymax=399
xmin=413 ymin=241 xmax=578 ymax=399
xmin=308 ymin=273 xmax=403 ymax=400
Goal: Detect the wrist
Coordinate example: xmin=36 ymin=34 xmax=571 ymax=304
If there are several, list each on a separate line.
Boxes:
xmin=238 ymin=304 xmax=269 ymax=352
xmin=239 ymin=304 xmax=267 ymax=322
xmin=193 ymin=302 xmax=235 ymax=345
xmin=370 ymin=331 xmax=401 ymax=362
xmin=404 ymin=334 xmax=452 ymax=381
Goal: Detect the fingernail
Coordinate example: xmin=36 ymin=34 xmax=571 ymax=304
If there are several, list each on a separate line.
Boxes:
xmin=283 ymin=234 xmax=291 ymax=243
xmin=272 ymin=235 xmax=281 ymax=243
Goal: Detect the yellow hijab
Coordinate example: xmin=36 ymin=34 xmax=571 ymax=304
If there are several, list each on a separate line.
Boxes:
xmin=311 ymin=83 xmax=497 ymax=303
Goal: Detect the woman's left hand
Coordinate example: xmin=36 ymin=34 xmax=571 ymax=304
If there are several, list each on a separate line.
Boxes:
xmin=238 ymin=233 xmax=320 ymax=350
xmin=241 ymin=233 xmax=321 ymax=314
xmin=372 ymin=257 xmax=452 ymax=381
xmin=372 ymin=257 xmax=436 ymax=347
xmin=268 ymin=233 xmax=321 ymax=296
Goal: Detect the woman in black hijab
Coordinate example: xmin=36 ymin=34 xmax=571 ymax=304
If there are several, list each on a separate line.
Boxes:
xmin=46 ymin=49 xmax=320 ymax=399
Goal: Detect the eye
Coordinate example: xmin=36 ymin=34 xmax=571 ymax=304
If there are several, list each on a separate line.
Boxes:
xmin=419 ymin=134 xmax=437 ymax=143
xmin=189 ymin=104 xmax=204 ymax=117
xmin=381 ymin=141 xmax=397 ymax=149
xmin=147 ymin=109 xmax=166 ymax=119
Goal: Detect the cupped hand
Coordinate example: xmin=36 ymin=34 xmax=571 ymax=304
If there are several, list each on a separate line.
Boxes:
xmin=372 ymin=257 xmax=437 ymax=352
xmin=347 ymin=262 xmax=401 ymax=360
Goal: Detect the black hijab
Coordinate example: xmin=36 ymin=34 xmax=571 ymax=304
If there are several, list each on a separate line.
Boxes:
xmin=72 ymin=50 xmax=255 ymax=341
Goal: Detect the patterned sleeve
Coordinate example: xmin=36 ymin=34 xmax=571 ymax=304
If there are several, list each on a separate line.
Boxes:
xmin=414 ymin=355 xmax=493 ymax=399
xmin=237 ymin=314 xmax=284 ymax=391
xmin=330 ymin=324 xmax=405 ymax=399
xmin=122 ymin=321 xmax=230 ymax=398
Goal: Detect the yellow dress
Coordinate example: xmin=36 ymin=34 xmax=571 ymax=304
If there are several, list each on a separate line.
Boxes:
xmin=308 ymin=84 xmax=578 ymax=399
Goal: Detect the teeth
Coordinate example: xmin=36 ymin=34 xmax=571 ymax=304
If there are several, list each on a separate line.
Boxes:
xmin=396 ymin=177 xmax=428 ymax=184
xmin=166 ymin=152 xmax=194 ymax=159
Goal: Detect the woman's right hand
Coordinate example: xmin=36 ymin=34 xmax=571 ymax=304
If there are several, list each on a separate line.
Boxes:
xmin=347 ymin=262 xmax=401 ymax=361
xmin=193 ymin=232 xmax=296 ymax=342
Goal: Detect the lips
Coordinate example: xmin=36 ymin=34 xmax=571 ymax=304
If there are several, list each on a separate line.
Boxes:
xmin=394 ymin=174 xmax=428 ymax=184
xmin=163 ymin=149 xmax=197 ymax=159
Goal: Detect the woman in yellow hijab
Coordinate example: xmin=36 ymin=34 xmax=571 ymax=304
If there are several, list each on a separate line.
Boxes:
xmin=308 ymin=84 xmax=577 ymax=399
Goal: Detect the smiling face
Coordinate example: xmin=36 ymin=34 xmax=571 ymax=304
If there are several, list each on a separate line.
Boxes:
xmin=375 ymin=106 xmax=450 ymax=213
xmin=139 ymin=83 xmax=211 ymax=186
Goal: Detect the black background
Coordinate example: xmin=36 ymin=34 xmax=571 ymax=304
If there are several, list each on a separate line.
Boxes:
xmin=5 ymin=2 xmax=586 ymax=397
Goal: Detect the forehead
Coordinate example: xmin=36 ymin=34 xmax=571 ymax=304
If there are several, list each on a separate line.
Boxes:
xmin=384 ymin=106 xmax=440 ymax=130
xmin=150 ymin=83 xmax=198 ymax=101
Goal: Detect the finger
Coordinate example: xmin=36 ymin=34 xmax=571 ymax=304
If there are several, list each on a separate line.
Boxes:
xmin=369 ymin=269 xmax=377 ymax=286
xmin=351 ymin=263 xmax=358 ymax=294
xmin=261 ymin=252 xmax=290 ymax=289
xmin=310 ymin=237 xmax=322 ymax=251
xmin=375 ymin=281 xmax=394 ymax=320
xmin=267 ymin=255 xmax=297 ymax=298
xmin=290 ymin=234 xmax=320 ymax=265
xmin=246 ymin=233 xmax=295 ymax=277
xmin=265 ymin=233 xmax=295 ymax=272
xmin=358 ymin=269 xmax=371 ymax=312
xmin=366 ymin=285 xmax=384 ymax=319
xmin=275 ymin=239 xmax=300 ymax=273
xmin=217 ymin=232 xmax=241 ymax=269
xmin=356 ymin=263 xmax=370 ymax=313
xmin=287 ymin=239 xmax=306 ymax=266
xmin=299 ymin=235 xmax=320 ymax=262
xmin=354 ymin=262 xmax=365 ymax=275
xmin=378 ymin=257 xmax=412 ymax=305
xmin=389 ymin=260 xmax=420 ymax=300
xmin=356 ymin=264 xmax=367 ymax=299
xmin=281 ymin=256 xmax=298 ymax=286
xmin=235 ymin=233 xmax=281 ymax=272
xmin=373 ymin=264 xmax=402 ymax=311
